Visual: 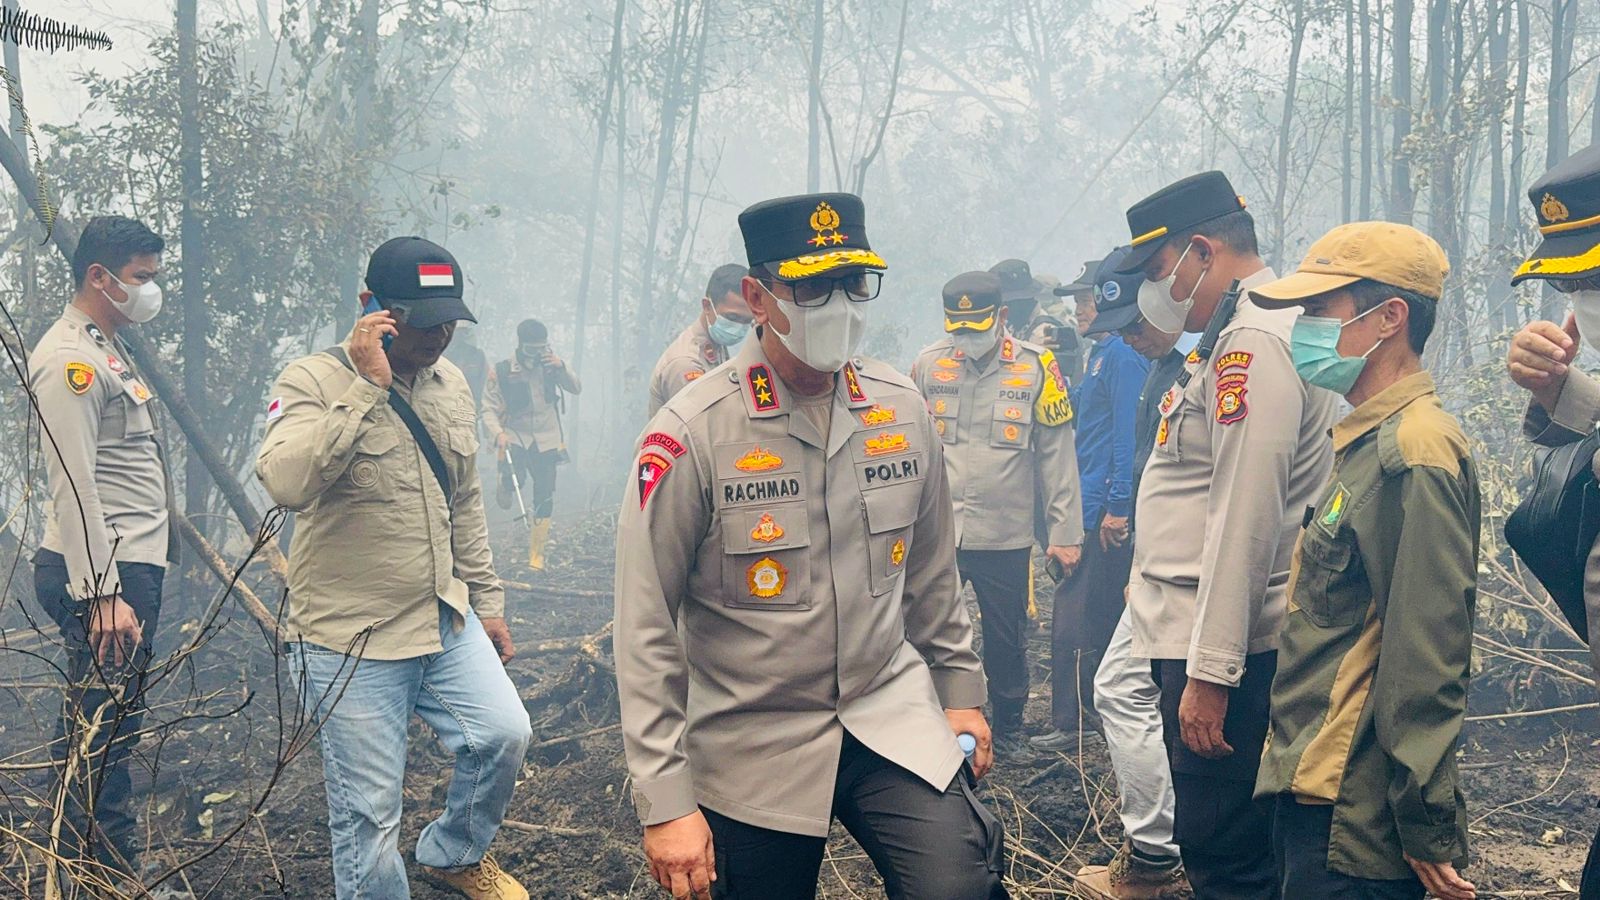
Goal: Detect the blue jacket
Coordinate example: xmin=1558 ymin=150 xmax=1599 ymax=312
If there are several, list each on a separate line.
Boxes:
xmin=1074 ymin=334 xmax=1150 ymax=528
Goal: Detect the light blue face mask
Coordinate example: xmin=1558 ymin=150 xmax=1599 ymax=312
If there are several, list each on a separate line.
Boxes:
xmin=707 ymin=313 xmax=751 ymax=347
xmin=1289 ymin=305 xmax=1382 ymax=395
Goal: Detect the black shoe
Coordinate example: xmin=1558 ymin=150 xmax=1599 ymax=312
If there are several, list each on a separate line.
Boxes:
xmin=993 ymin=734 xmax=1040 ymax=765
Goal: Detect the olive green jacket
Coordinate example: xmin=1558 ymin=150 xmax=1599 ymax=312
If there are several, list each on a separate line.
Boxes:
xmin=1255 ymin=372 xmax=1479 ymax=879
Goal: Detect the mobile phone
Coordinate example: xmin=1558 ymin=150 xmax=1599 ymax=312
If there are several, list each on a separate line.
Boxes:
xmin=361 ymin=296 xmax=395 ymax=350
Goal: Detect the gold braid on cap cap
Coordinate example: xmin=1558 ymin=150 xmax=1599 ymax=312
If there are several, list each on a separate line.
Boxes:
xmin=775 ymin=248 xmax=888 ymax=279
xmin=1515 ymin=241 xmax=1600 ymax=279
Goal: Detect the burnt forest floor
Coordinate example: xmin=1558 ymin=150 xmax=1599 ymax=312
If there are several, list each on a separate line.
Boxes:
xmin=1 ymin=507 xmax=1596 ymax=898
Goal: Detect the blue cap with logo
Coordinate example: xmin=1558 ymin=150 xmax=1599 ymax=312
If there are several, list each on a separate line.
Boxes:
xmin=1084 ymin=245 xmax=1146 ymax=336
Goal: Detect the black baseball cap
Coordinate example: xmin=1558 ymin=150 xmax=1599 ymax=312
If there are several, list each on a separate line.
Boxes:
xmin=1116 ymin=171 xmax=1248 ymax=274
xmin=989 ymin=259 xmax=1044 ymax=302
xmin=1055 ymin=258 xmax=1103 ymax=296
xmin=365 ymin=236 xmax=476 ymax=329
xmin=739 ymin=192 xmax=886 ymax=282
xmin=942 ymin=271 xmax=1003 ymax=333
xmin=1514 ymin=144 xmax=1600 ymax=285
xmin=1085 ymin=246 xmax=1146 ymax=336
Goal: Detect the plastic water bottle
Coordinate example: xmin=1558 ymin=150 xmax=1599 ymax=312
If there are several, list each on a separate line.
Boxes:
xmin=957 ymin=733 xmax=977 ymax=759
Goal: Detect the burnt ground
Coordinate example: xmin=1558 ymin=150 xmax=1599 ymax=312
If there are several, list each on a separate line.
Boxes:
xmin=1 ymin=508 xmax=1597 ymax=898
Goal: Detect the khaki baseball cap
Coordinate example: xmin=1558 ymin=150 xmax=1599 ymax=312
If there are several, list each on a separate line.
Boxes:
xmin=1250 ymin=221 xmax=1450 ymax=305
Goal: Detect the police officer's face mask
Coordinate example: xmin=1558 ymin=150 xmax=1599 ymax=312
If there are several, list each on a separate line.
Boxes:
xmin=1136 ymin=242 xmax=1205 ymax=335
xmin=100 ymin=268 xmax=163 ymax=324
xmin=951 ymin=326 xmax=999 ymax=358
xmin=759 ymin=282 xmax=866 ymax=373
xmin=1571 ymin=290 xmax=1600 ymax=353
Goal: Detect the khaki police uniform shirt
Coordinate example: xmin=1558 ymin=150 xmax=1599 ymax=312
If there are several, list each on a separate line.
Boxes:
xmin=1127 ymin=269 xmax=1340 ymax=686
xmin=910 ymin=334 xmax=1084 ymax=550
xmin=481 ymin=355 xmax=581 ymax=453
xmin=614 ymin=335 xmax=988 ymax=837
xmin=256 ymin=345 xmax=503 ymax=660
xmin=31 ymin=305 xmax=176 ymax=599
xmin=1522 ymin=366 xmax=1600 ymax=679
xmin=647 ymin=317 xmax=731 ymax=417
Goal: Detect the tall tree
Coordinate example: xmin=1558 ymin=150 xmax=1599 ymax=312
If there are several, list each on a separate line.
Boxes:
xmin=1342 ymin=0 xmax=1355 ymax=221
xmin=1359 ymin=0 xmax=1374 ymax=218
xmin=1389 ymin=0 xmax=1415 ymax=223
xmin=807 ymin=0 xmax=824 ymax=192
xmin=1272 ymin=0 xmax=1309 ymax=268
xmin=177 ymin=0 xmax=209 ymax=518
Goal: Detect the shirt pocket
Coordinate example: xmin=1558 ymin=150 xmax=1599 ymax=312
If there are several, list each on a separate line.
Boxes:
xmin=110 ymin=394 xmax=155 ymax=439
xmin=862 ymin=483 xmax=919 ymax=596
xmin=1152 ymin=383 xmax=1191 ymax=462
xmin=344 ymin=421 xmax=419 ymax=497
xmin=1295 ymin=532 xmax=1367 ymax=628
xmin=989 ymin=399 xmax=1033 ymax=449
xmin=720 ymin=502 xmax=812 ymax=610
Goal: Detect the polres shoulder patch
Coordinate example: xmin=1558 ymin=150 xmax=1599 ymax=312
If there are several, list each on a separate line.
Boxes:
xmin=65 ymin=361 xmax=95 ymax=395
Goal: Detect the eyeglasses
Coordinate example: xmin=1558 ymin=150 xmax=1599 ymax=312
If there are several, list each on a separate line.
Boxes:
xmin=763 ymin=271 xmax=883 ymax=307
xmin=1553 ymin=277 xmax=1600 ymax=294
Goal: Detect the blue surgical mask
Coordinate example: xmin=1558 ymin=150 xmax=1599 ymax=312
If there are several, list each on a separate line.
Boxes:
xmin=1289 ymin=306 xmax=1382 ymax=395
xmin=707 ymin=313 xmax=750 ymax=347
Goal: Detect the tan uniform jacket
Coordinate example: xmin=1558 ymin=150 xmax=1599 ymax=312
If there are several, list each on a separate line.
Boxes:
xmin=30 ymin=305 xmax=177 ymax=599
xmin=909 ymin=334 xmax=1084 ymax=550
xmin=647 ymin=317 xmax=731 ymax=417
xmin=614 ymin=336 xmax=987 ymax=837
xmin=1522 ymin=367 xmax=1600 ymax=679
xmin=481 ymin=355 xmax=580 ymax=453
xmin=1127 ymin=270 xmax=1340 ymax=685
xmin=255 ymin=346 xmax=503 ymax=660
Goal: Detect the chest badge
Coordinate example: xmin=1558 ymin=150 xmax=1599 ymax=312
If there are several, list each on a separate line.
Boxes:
xmin=936 ymin=419 xmax=947 ymax=436
xmin=860 ymin=405 xmax=896 ymax=427
xmin=131 ymin=381 xmax=152 ymax=402
xmin=735 ymin=445 xmax=783 ymax=472
xmin=1003 ymin=407 xmax=1023 ymax=420
xmin=891 ymin=538 xmax=906 ymax=567
xmin=1007 ymin=362 xmax=1033 ymax=373
xmin=1003 ymin=424 xmax=1021 ymax=442
xmin=864 ymin=432 xmax=909 ymax=456
xmin=1156 ymin=418 xmax=1170 ymax=447
xmin=1320 ymin=484 xmax=1350 ymax=532
xmin=1002 ymin=376 xmax=1031 ymax=388
xmin=747 ymin=557 xmax=788 ymax=599
xmin=935 ymin=358 xmax=960 ymax=369
xmin=932 ymin=369 xmax=959 ymax=383
xmin=751 ymin=513 xmax=785 ymax=544
xmin=65 ymin=362 xmax=96 ymax=395
xmin=933 ymin=399 xmax=948 ymax=415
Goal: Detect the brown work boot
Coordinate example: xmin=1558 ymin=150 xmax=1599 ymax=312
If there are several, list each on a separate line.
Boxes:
xmin=1075 ymin=841 xmax=1193 ymax=899
xmin=419 ymin=853 xmax=529 ymax=900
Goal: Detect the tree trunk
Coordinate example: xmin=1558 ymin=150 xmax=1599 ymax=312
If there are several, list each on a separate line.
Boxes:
xmin=1542 ymin=0 xmax=1572 ymax=320
xmin=1389 ymin=0 xmax=1415 ymax=223
xmin=1342 ymin=0 xmax=1355 ymax=222
xmin=336 ymin=0 xmax=381 ymax=336
xmin=177 ymin=0 xmax=209 ymax=521
xmin=1359 ymin=0 xmax=1373 ymax=218
xmin=806 ymin=0 xmax=824 ymax=193
xmin=1487 ymin=0 xmax=1513 ymax=333
xmin=632 ymin=0 xmax=695 ymax=370
xmin=1272 ymin=0 xmax=1308 ymax=269
xmin=567 ymin=0 xmax=625 ymax=449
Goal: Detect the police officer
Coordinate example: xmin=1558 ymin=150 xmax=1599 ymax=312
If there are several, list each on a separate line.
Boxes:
xmin=648 ymin=263 xmax=752 ymax=416
xmin=483 ymin=319 xmax=581 ymax=570
xmin=1119 ymin=172 xmax=1339 ymax=898
xmin=1050 ymin=258 xmax=1102 ymax=384
xmin=29 ymin=215 xmax=178 ymax=877
xmin=257 ymin=237 xmax=530 ymax=900
xmin=614 ymin=193 xmax=1006 ymax=899
xmin=911 ymin=271 xmax=1083 ymax=760
xmin=1505 ymin=143 xmax=1600 ymax=900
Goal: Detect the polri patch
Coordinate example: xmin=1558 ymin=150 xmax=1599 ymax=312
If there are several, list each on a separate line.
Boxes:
xmin=65 ymin=362 xmax=95 ymax=395
xmin=1215 ymin=373 xmax=1248 ymax=425
xmin=637 ymin=451 xmax=673 ymax=509
xmin=1215 ymin=351 xmax=1253 ymax=374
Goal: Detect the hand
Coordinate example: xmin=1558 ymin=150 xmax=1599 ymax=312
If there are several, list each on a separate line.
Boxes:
xmin=1046 ymin=545 xmax=1081 ymax=579
xmin=480 ymin=617 xmax=516 ymax=663
xmin=1178 ymin=677 xmax=1234 ymax=759
xmin=945 ymin=706 xmax=993 ymax=779
xmin=541 ymin=350 xmax=561 ymax=369
xmin=1099 ymin=514 xmax=1130 ymax=551
xmin=643 ymin=810 xmax=716 ymax=898
xmin=87 ymin=595 xmax=143 ymax=668
xmin=496 ymin=431 xmax=511 ymax=454
xmin=1405 ymin=854 xmax=1476 ymax=900
xmin=349 ymin=310 xmax=398 ymax=390
xmin=1507 ymin=315 xmax=1579 ymax=413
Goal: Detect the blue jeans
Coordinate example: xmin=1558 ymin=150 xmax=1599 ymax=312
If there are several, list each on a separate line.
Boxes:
xmin=290 ymin=605 xmax=532 ymax=900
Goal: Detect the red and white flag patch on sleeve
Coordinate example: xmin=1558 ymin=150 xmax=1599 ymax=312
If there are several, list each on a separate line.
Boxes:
xmin=266 ymin=397 xmax=284 ymax=422
xmin=417 ymin=264 xmax=455 ymax=288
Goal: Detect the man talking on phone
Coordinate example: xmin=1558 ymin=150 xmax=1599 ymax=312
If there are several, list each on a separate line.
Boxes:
xmin=257 ymin=237 xmax=531 ymax=900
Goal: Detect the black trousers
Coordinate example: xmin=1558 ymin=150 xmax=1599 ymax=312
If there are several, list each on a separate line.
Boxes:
xmin=1583 ymin=813 xmax=1600 ymax=900
xmin=1048 ymin=530 xmax=1133 ymax=731
xmin=504 ymin=444 xmax=560 ymax=517
xmin=1154 ymin=653 xmax=1278 ymax=900
xmin=1271 ymin=796 xmax=1423 ymax=899
xmin=33 ymin=549 xmax=164 ymax=869
xmin=956 ymin=548 xmax=1032 ymax=735
xmin=703 ymin=733 xmax=1007 ymax=899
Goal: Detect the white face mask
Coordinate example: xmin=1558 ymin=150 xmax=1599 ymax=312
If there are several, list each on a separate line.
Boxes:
xmin=762 ymin=284 xmax=866 ymax=373
xmin=951 ymin=328 xmax=999 ymax=358
xmin=1572 ymin=289 xmax=1600 ymax=353
xmin=1135 ymin=242 xmax=1205 ymax=335
xmin=101 ymin=270 xmax=163 ymax=324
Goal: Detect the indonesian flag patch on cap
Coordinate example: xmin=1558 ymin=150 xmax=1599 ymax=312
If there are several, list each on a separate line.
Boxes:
xmin=418 ymin=264 xmax=455 ymax=288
